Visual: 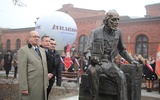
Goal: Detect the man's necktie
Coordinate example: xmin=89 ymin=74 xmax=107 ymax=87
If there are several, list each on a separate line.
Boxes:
xmin=35 ymin=48 xmax=42 ymax=58
xmin=45 ymin=50 xmax=48 ymax=54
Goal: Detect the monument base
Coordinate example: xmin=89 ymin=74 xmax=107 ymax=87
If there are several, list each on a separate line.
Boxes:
xmin=79 ymin=64 xmax=142 ymax=100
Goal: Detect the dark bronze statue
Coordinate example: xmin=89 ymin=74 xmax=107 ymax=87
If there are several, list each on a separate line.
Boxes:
xmin=84 ymin=10 xmax=139 ymax=100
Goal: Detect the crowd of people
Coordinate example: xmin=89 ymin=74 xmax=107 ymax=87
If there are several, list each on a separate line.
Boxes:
xmin=0 ymin=50 xmax=18 ymax=79
xmin=0 ymin=30 xmax=90 ymax=100
xmin=0 ymin=30 xmax=159 ymax=100
xmin=16 ymin=30 xmax=89 ymax=100
xmin=114 ymin=54 xmax=160 ymax=93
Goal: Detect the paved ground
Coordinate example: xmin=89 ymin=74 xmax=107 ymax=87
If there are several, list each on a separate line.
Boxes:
xmin=141 ymin=89 xmax=160 ymax=98
xmin=61 ymin=96 xmax=78 ymax=100
xmin=0 ymin=68 xmax=15 ymax=78
xmin=60 ymin=89 xmax=160 ymax=100
xmin=59 ymin=89 xmax=160 ymax=100
xmin=0 ymin=70 xmax=160 ymax=100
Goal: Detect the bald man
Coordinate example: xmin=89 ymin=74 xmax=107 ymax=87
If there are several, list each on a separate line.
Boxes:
xmin=18 ymin=31 xmax=48 ymax=100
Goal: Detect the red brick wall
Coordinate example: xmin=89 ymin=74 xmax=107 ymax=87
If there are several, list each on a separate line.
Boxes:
xmin=119 ymin=19 xmax=160 ymax=58
xmin=145 ymin=3 xmax=160 ymax=17
xmin=1 ymin=28 xmax=33 ymax=51
xmin=58 ymin=4 xmax=105 ymax=19
xmin=74 ymin=16 xmax=103 ymax=45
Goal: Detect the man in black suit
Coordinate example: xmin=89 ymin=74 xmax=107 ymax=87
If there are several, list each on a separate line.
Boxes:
xmin=40 ymin=35 xmax=55 ymax=99
xmin=49 ymin=38 xmax=61 ymax=87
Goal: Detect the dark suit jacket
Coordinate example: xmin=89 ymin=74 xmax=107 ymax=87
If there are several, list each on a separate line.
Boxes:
xmin=50 ymin=50 xmax=62 ymax=86
xmin=40 ymin=45 xmax=56 ymax=76
xmin=40 ymin=45 xmax=61 ymax=86
xmin=47 ymin=50 xmax=56 ymax=75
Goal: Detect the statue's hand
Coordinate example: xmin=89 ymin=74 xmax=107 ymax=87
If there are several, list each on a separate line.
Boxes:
xmin=131 ymin=61 xmax=140 ymax=71
xmin=131 ymin=60 xmax=139 ymax=65
xmin=91 ymin=56 xmax=99 ymax=65
xmin=84 ymin=52 xmax=91 ymax=60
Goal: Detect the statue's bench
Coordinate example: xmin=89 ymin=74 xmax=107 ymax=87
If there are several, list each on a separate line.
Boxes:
xmin=79 ymin=64 xmax=142 ymax=100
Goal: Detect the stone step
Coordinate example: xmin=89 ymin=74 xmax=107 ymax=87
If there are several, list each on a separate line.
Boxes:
xmin=141 ymin=96 xmax=160 ymax=100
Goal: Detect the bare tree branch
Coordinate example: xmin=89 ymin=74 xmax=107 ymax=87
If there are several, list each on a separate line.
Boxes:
xmin=12 ymin=0 xmax=27 ymax=7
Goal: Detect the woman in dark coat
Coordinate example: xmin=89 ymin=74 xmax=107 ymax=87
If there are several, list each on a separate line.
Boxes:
xmin=3 ymin=50 xmax=12 ymax=79
xmin=144 ymin=59 xmax=153 ymax=92
xmin=144 ymin=56 xmax=157 ymax=92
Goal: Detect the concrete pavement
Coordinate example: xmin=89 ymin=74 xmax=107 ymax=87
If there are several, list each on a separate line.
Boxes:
xmin=61 ymin=89 xmax=160 ymax=100
xmin=0 ymin=70 xmax=159 ymax=100
xmin=141 ymin=89 xmax=160 ymax=100
xmin=61 ymin=96 xmax=78 ymax=100
xmin=0 ymin=70 xmax=15 ymax=78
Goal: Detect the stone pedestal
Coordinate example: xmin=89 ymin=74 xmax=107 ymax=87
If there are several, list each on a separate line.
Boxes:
xmin=79 ymin=64 xmax=142 ymax=100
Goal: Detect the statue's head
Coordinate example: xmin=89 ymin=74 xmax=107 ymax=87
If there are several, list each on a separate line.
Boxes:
xmin=103 ymin=10 xmax=119 ymax=31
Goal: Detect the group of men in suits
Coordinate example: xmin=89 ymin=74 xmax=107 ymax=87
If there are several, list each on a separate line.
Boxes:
xmin=18 ymin=31 xmax=61 ymax=100
xmin=40 ymin=35 xmax=61 ymax=99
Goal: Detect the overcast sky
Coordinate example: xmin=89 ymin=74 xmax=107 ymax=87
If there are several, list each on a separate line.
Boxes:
xmin=0 ymin=0 xmax=160 ymax=29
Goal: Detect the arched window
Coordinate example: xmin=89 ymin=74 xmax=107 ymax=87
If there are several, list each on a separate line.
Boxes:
xmin=135 ymin=35 xmax=148 ymax=58
xmin=6 ymin=39 xmax=11 ymax=50
xmin=16 ymin=39 xmax=21 ymax=49
xmin=78 ymin=35 xmax=88 ymax=55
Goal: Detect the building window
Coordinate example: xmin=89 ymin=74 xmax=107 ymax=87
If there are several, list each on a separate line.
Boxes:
xmin=135 ymin=35 xmax=148 ymax=58
xmin=16 ymin=39 xmax=21 ymax=50
xmin=78 ymin=35 xmax=88 ymax=55
xmin=6 ymin=39 xmax=11 ymax=50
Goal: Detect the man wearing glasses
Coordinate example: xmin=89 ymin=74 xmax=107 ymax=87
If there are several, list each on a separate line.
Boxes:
xmin=18 ymin=31 xmax=48 ymax=100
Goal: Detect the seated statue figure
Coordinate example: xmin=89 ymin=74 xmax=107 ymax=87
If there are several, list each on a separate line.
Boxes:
xmin=84 ymin=10 xmax=139 ymax=100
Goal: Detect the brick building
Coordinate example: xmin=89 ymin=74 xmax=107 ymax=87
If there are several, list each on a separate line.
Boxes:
xmin=0 ymin=3 xmax=160 ymax=58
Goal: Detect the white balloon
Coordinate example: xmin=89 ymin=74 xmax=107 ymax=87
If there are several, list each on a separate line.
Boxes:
xmin=35 ymin=11 xmax=77 ymax=50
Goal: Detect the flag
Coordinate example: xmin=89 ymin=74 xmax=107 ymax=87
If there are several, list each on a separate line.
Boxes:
xmin=145 ymin=63 xmax=154 ymax=72
xmin=155 ymin=44 xmax=160 ymax=77
xmin=60 ymin=57 xmax=67 ymax=67
xmin=121 ymin=58 xmax=125 ymax=64
xmin=124 ymin=43 xmax=131 ymax=64
xmin=127 ymin=43 xmax=132 ymax=55
xmin=74 ymin=58 xmax=80 ymax=67
xmin=64 ymin=44 xmax=72 ymax=71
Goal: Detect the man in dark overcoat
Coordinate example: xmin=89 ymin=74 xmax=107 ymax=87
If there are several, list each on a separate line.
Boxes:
xmin=4 ymin=50 xmax=12 ymax=79
xmin=40 ymin=35 xmax=56 ymax=99
xmin=49 ymin=38 xmax=62 ymax=87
